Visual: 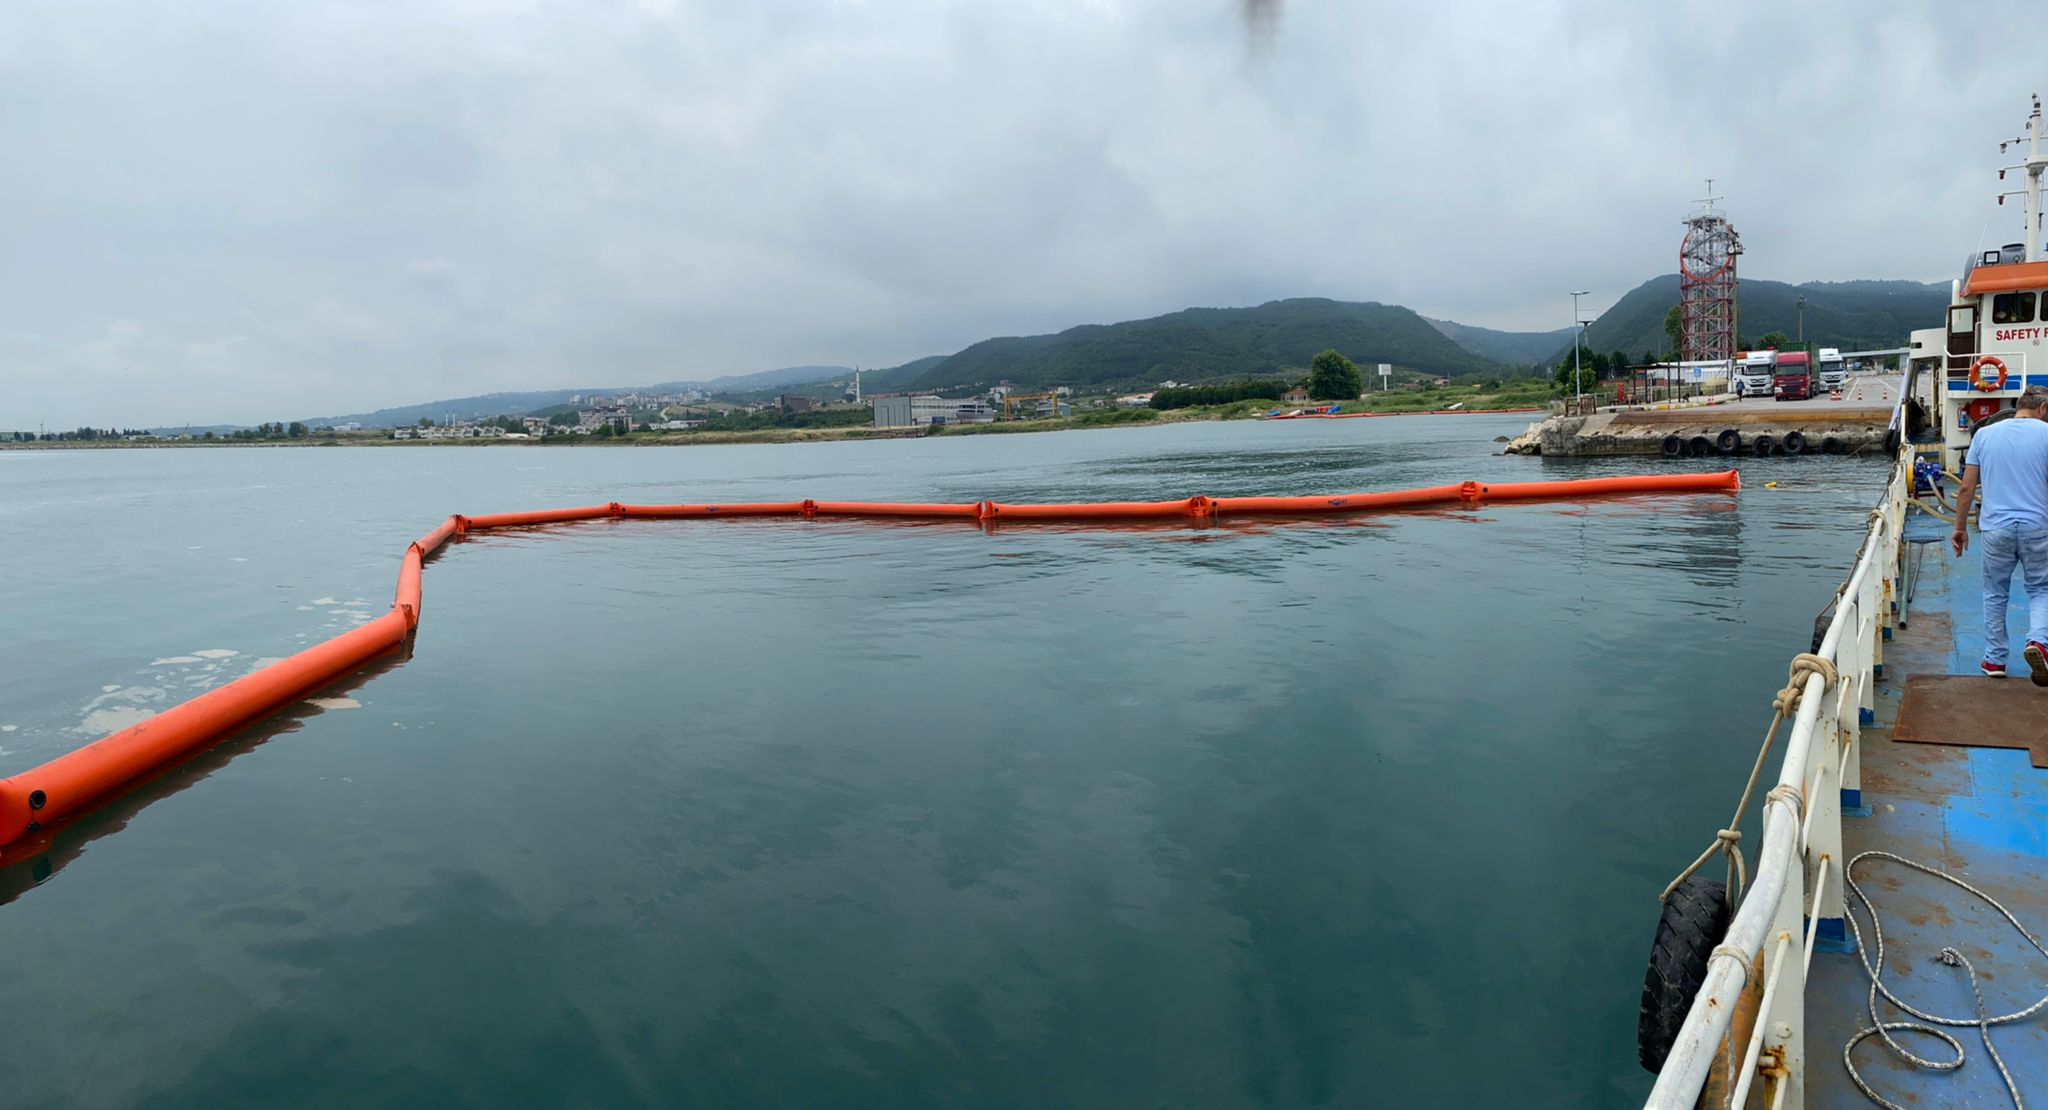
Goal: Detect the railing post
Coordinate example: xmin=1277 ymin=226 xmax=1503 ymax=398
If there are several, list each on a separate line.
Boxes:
xmin=1762 ymin=874 xmax=1808 ymax=1109
xmin=1838 ymin=662 xmax=1868 ymax=817
xmin=1859 ymin=567 xmax=1880 ymax=716
xmin=1846 ymin=510 xmax=1899 ymax=821
xmin=1807 ymin=685 xmax=1851 ymax=952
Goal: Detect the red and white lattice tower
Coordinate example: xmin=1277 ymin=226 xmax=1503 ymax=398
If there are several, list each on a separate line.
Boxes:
xmin=1679 ymin=186 xmax=1741 ymax=364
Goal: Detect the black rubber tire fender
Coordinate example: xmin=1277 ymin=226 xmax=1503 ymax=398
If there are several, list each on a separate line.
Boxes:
xmin=1688 ymin=436 xmax=1713 ymax=458
xmin=1883 ymin=428 xmax=1902 ymax=455
xmin=1782 ymin=430 xmax=1808 ymax=456
xmin=1661 ymin=435 xmax=1684 ymax=459
xmin=1637 ymin=875 xmax=1734 ymax=1073
xmin=1753 ymin=434 xmax=1775 ymax=457
xmin=1715 ymin=429 xmax=1742 ymax=455
xmin=1821 ymin=435 xmax=1844 ymax=456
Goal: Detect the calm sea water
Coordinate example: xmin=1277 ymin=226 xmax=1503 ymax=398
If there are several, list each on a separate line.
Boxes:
xmin=0 ymin=419 xmax=1881 ymax=1108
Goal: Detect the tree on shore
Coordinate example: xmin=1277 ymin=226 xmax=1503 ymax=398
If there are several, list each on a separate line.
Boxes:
xmin=1554 ymin=358 xmax=1597 ymax=394
xmin=1148 ymin=380 xmax=1288 ymax=410
xmin=1307 ymin=350 xmax=1363 ymax=400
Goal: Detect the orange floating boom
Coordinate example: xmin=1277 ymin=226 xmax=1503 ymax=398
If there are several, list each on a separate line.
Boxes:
xmin=460 ymin=505 xmax=618 ymax=530
xmin=0 ymin=470 xmax=1735 ymax=849
xmin=618 ymin=501 xmax=815 ymax=519
xmin=809 ymin=501 xmax=983 ymax=519
xmin=980 ymin=497 xmax=1214 ymax=521
xmin=415 ymin=515 xmax=461 ymax=556
xmin=0 ymin=609 xmax=412 ymax=849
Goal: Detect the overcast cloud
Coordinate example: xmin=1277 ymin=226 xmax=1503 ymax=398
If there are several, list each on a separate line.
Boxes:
xmin=0 ymin=0 xmax=2031 ymax=427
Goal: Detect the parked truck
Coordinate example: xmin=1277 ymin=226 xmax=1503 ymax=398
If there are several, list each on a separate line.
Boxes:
xmin=1817 ymin=347 xmax=1846 ymax=393
xmin=1738 ymin=351 xmax=1775 ymax=396
xmin=1772 ymin=351 xmax=1813 ymax=401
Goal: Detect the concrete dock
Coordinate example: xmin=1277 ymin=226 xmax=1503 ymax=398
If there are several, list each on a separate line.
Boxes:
xmin=1505 ymin=386 xmax=1900 ymax=457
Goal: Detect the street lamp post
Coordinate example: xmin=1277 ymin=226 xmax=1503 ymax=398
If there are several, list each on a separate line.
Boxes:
xmin=1797 ymin=296 xmax=1806 ymax=344
xmin=1571 ymin=290 xmax=1591 ymax=413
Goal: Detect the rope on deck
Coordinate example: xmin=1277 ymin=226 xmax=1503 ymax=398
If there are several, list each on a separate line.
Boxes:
xmin=1842 ymin=849 xmax=2048 ymax=1109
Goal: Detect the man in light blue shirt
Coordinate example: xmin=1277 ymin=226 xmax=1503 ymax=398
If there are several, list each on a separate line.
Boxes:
xmin=1952 ymin=386 xmax=2048 ymax=681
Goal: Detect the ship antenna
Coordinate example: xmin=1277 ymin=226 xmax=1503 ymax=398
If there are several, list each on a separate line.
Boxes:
xmin=2026 ymin=95 xmax=2046 ymax=262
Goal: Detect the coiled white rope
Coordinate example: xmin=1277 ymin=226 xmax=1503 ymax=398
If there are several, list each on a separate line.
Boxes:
xmin=1842 ymin=850 xmax=2048 ymax=1109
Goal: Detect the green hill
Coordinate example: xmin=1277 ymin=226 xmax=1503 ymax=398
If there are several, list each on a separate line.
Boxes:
xmin=905 ymin=298 xmax=1501 ymax=393
xmin=1576 ymin=275 xmax=1948 ymax=361
xmin=1424 ymin=318 xmax=1576 ymax=366
xmin=859 ymin=355 xmax=946 ymax=394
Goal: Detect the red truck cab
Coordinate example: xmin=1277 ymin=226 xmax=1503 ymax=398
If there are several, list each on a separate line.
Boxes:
xmin=1772 ymin=351 xmax=1813 ymax=401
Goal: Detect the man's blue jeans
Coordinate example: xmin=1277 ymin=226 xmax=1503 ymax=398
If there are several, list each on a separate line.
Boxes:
xmin=1980 ymin=526 xmax=2048 ymax=665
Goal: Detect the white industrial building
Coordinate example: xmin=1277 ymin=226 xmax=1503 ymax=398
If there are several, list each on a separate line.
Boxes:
xmin=872 ymin=395 xmax=998 ymax=428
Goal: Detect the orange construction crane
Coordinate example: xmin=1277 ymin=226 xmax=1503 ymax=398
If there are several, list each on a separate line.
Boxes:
xmin=1001 ymin=392 xmax=1057 ymax=419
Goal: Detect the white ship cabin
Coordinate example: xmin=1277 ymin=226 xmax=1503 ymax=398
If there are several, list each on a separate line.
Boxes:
xmin=1923 ymin=252 xmax=2048 ymax=467
xmin=1923 ymin=95 xmax=2048 ymax=468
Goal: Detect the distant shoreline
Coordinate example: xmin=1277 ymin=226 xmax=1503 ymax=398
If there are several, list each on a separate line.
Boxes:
xmin=3 ymin=398 xmax=1548 ymax=451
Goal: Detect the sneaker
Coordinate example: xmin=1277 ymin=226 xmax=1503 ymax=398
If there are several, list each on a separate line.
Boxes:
xmin=1984 ymin=659 xmax=2010 ymax=677
xmin=2027 ymin=642 xmax=2048 ymax=687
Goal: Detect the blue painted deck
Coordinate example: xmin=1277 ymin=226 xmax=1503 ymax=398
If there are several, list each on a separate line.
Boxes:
xmin=1806 ymin=512 xmax=2048 ymax=1107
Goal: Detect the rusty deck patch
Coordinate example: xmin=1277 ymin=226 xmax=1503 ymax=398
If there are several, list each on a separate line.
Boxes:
xmin=1892 ymin=674 xmax=2048 ymax=767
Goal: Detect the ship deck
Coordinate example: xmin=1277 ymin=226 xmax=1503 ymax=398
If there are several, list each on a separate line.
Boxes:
xmin=1806 ymin=506 xmax=2048 ymax=1106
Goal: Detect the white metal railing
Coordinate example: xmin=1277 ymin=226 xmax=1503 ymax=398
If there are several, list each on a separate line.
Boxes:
xmin=1645 ymin=372 xmax=1915 ymax=1109
xmin=1946 ymin=347 xmax=2030 ymax=391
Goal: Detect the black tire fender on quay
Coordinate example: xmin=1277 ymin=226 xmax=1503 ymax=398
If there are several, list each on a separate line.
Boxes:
xmin=1753 ymin=434 xmax=1776 ymax=457
xmin=1661 ymin=435 xmax=1684 ymax=459
xmin=1782 ymin=430 xmax=1808 ymax=456
xmin=1883 ymin=427 xmax=1902 ymax=455
xmin=1688 ymin=436 xmax=1713 ymax=458
xmin=1821 ymin=435 xmax=1844 ymax=456
xmin=1715 ymin=429 xmax=1742 ymax=455
xmin=1637 ymin=875 xmax=1734 ymax=1073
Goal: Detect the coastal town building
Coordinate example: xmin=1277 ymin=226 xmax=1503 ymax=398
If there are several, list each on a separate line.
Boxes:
xmin=872 ymin=395 xmax=998 ymax=428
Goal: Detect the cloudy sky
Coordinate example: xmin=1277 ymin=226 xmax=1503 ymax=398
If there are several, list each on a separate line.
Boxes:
xmin=0 ymin=0 xmax=2031 ymax=427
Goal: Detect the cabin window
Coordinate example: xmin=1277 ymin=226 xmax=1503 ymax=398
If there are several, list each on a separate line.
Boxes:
xmin=1992 ymin=291 xmax=2037 ymax=324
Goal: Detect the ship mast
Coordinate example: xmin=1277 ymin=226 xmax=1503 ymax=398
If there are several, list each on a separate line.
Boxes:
xmin=2003 ymin=95 xmax=2048 ymax=261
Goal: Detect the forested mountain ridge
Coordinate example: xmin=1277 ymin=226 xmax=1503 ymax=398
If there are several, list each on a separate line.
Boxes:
xmin=1574 ymin=276 xmax=1947 ymax=361
xmin=902 ymin=298 xmax=1501 ymax=392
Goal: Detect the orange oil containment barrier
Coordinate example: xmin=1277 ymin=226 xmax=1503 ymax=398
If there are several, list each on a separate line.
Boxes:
xmin=0 ymin=469 xmax=1736 ymax=851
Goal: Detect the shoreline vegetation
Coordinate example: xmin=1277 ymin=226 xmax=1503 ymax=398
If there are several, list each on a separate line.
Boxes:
xmin=6 ymin=383 xmax=1559 ymax=451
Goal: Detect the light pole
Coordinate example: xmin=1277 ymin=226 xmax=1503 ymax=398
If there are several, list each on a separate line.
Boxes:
xmin=1571 ymin=290 xmax=1591 ymax=412
xmin=1797 ymin=296 xmax=1805 ymax=344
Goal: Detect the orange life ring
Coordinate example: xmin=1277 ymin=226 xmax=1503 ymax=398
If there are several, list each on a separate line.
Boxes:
xmin=1970 ymin=355 xmax=2009 ymax=393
